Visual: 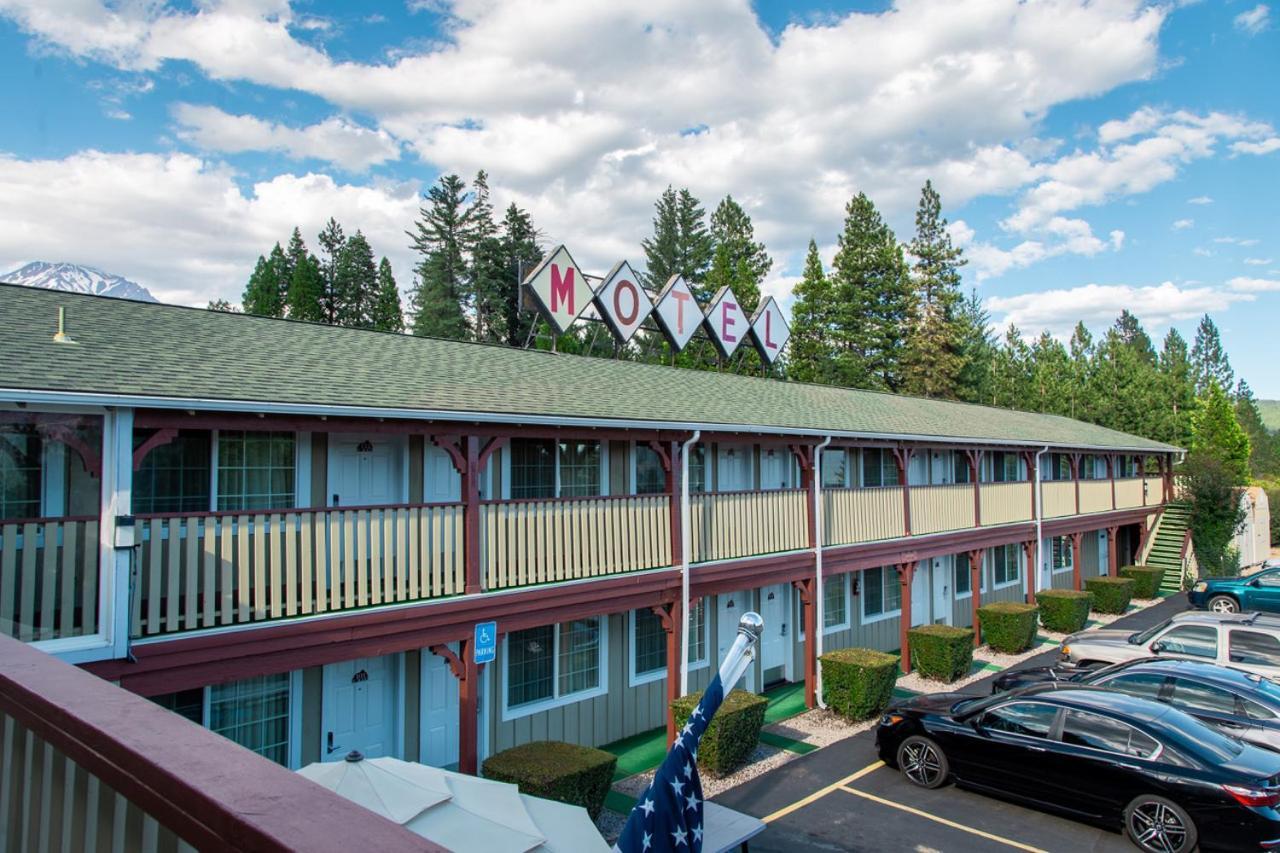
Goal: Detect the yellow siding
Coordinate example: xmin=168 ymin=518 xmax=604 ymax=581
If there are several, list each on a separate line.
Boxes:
xmin=979 ymin=482 xmax=1032 ymax=526
xmin=824 ymin=487 xmax=906 ymax=545
xmin=1042 ymin=481 xmax=1076 ymax=518
xmin=909 ymin=484 xmax=976 ymax=535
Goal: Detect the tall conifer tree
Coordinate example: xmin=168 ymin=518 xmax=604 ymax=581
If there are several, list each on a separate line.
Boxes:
xmin=786 ymin=240 xmax=834 ymax=384
xmin=408 ymin=174 xmax=473 ymax=339
xmin=499 ymin=203 xmax=543 ymax=347
xmin=333 ymin=231 xmax=378 ymax=328
xmin=903 ymin=181 xmax=965 ymax=398
xmin=371 ymin=257 xmax=404 ymax=333
xmin=287 ymin=251 xmax=325 ymax=322
xmin=1192 ymin=314 xmax=1234 ymax=394
xmin=641 ymin=186 xmax=714 ymax=299
xmin=317 ymin=218 xmax=346 ymax=324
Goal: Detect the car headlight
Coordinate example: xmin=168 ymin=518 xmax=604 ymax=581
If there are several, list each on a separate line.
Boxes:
xmin=1193 ymin=582 xmax=1207 ymax=592
xmin=880 ymin=713 xmax=905 ymax=726
xmin=1060 ymin=645 xmax=1070 ymax=657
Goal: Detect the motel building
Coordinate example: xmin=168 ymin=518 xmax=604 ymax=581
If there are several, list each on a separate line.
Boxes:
xmin=0 ymin=273 xmax=1179 ymax=842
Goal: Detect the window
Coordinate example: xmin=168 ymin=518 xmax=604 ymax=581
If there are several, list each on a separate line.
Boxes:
xmin=217 ymin=431 xmax=295 ymax=511
xmin=558 ymin=440 xmax=601 ymax=497
xmin=990 ymin=451 xmax=1022 ymax=483
xmin=1156 ymin=625 xmax=1219 ymax=659
xmin=955 ymin=554 xmax=983 ymax=598
xmin=1051 ymin=536 xmax=1073 ymax=572
xmin=632 ymin=608 xmax=667 ymax=681
xmin=862 ymin=566 xmax=901 ymax=620
xmin=506 ymin=617 xmax=605 ymax=713
xmin=150 ymin=687 xmax=204 ymax=725
xmin=688 ymin=444 xmax=706 ymax=493
xmin=952 ymin=453 xmax=973 ymax=484
xmin=688 ymin=599 xmax=707 ymax=666
xmin=1062 ymin=709 xmax=1159 ymax=758
xmin=862 ymin=449 xmax=900 ymax=488
xmin=134 ymin=430 xmax=211 ymax=514
xmin=1168 ymin=678 xmax=1237 ymax=715
xmin=209 ymin=674 xmax=292 ymax=766
xmin=510 ymin=439 xmax=556 ymax=499
xmin=1257 ymin=574 xmax=1280 ymax=589
xmin=824 ymin=574 xmax=848 ymax=630
xmin=993 ymin=544 xmax=1021 ymax=587
xmin=634 ymin=444 xmax=667 ymax=495
xmin=822 ymin=449 xmax=849 ymax=488
xmin=1242 ymin=697 xmax=1277 ymax=720
xmin=1097 ymin=672 xmax=1167 ymax=701
xmin=983 ymin=702 xmax=1058 ymax=738
xmin=0 ymin=426 xmax=40 ymax=520
xmin=1229 ymin=630 xmax=1280 ymax=667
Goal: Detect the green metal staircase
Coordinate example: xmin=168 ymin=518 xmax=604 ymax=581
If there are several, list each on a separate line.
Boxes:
xmin=1145 ymin=503 xmax=1191 ymax=594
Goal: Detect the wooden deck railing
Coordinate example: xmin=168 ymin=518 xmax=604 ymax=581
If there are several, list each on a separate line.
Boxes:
xmin=979 ymin=482 xmax=1032 ymax=526
xmin=1042 ymin=481 xmax=1077 ymax=518
xmin=0 ymin=517 xmax=99 ymax=643
xmin=133 ymin=503 xmax=463 ymax=637
xmin=1144 ymin=475 xmax=1164 ymax=505
xmin=910 ymin=484 xmax=976 ymax=535
xmin=1079 ymin=479 xmax=1112 ymax=514
xmin=481 ymin=494 xmax=671 ymax=590
xmin=1115 ymin=477 xmax=1144 ymax=509
xmin=824 ymin=487 xmax=905 ymax=546
xmin=690 ymin=489 xmax=808 ymax=562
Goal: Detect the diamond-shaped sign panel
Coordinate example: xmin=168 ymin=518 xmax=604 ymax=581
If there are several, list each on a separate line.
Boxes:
xmin=704 ymin=286 xmax=749 ymax=359
xmin=750 ymin=296 xmax=791 ymax=364
xmin=594 ymin=260 xmax=652 ymax=344
xmin=522 ymin=245 xmax=594 ymax=335
xmin=652 ymin=275 xmax=703 ymax=352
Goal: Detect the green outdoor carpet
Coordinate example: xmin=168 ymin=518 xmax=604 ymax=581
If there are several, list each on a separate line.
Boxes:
xmin=602 ymin=727 xmax=668 ymax=782
xmin=763 ymin=681 xmax=807 ymax=725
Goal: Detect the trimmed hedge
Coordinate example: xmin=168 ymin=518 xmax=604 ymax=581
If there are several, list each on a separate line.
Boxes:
xmin=977 ymin=602 xmax=1040 ymax=654
xmin=820 ymin=647 xmax=899 ymax=722
xmin=671 ymin=688 xmax=767 ymax=777
xmin=1085 ymin=576 xmax=1135 ymax=615
xmin=908 ymin=624 xmax=975 ymax=683
xmin=1119 ymin=565 xmax=1164 ymax=599
xmin=482 ymin=740 xmax=617 ymax=820
xmin=1037 ymin=589 xmax=1092 ymax=633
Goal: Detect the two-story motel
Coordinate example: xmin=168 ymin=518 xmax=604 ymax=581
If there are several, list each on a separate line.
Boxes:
xmin=0 ymin=284 xmax=1180 ymax=777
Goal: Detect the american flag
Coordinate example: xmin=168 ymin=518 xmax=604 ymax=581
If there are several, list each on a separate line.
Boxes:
xmin=614 ymin=672 xmax=726 ymax=852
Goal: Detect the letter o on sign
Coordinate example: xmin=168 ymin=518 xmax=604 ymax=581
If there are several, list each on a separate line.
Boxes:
xmin=613 ymin=278 xmax=639 ymax=325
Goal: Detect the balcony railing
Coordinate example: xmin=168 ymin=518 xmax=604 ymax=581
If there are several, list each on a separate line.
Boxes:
xmin=0 ymin=517 xmax=99 ymax=643
xmin=1042 ymin=481 xmax=1077 ymax=518
xmin=1079 ymin=479 xmax=1112 ymax=514
xmin=481 ymin=494 xmax=671 ymax=590
xmin=979 ymin=482 xmax=1032 ymax=526
xmin=133 ymin=503 xmax=463 ymax=637
xmin=1116 ymin=477 xmax=1143 ymax=508
xmin=824 ymin=486 xmax=905 ymax=546
xmin=690 ymin=489 xmax=809 ymax=562
xmin=910 ymin=484 xmax=976 ymax=535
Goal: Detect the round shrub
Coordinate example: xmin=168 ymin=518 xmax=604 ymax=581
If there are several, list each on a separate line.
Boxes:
xmin=1037 ymin=589 xmax=1092 ymax=633
xmin=819 ymin=647 xmax=899 ymax=722
xmin=907 ymin=624 xmax=975 ymax=682
xmin=1119 ymin=565 xmax=1164 ymax=599
xmin=1085 ymin=576 xmax=1135 ymax=614
xmin=977 ymin=602 xmax=1039 ymax=654
xmin=482 ymin=740 xmax=617 ymax=820
xmin=671 ymin=688 xmax=766 ymax=777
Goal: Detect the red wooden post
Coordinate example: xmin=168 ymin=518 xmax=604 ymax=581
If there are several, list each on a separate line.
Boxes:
xmin=966 ymin=449 xmax=982 ymax=526
xmin=653 ymin=440 xmax=681 ymax=565
xmin=968 ymin=549 xmax=984 ymax=647
xmin=897 ymin=561 xmax=916 ymax=674
xmin=1021 ymin=451 xmax=1037 ymax=518
xmin=1023 ymin=540 xmax=1037 ymax=605
xmin=654 ymin=600 xmax=682 ymax=746
xmin=1107 ymin=525 xmax=1119 ymax=575
xmin=1070 ymin=530 xmax=1084 ymax=591
xmin=893 ymin=448 xmax=912 ymax=536
xmin=434 ymin=434 xmax=502 ymax=596
xmin=1070 ymin=453 xmax=1082 ymax=516
xmin=791 ymin=444 xmax=817 ymax=548
xmin=793 ymin=578 xmax=817 ymax=709
xmin=431 ymin=640 xmax=482 ymax=775
xmin=1107 ymin=454 xmax=1116 ymax=510
xmin=1162 ymin=454 xmax=1174 ymax=503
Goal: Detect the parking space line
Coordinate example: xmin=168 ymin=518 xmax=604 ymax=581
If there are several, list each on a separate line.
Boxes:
xmin=761 ymin=759 xmax=885 ymax=824
xmin=836 ymin=786 xmax=1050 ymax=852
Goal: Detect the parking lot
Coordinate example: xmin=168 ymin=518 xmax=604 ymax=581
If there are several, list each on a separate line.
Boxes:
xmin=712 ymin=596 xmax=1186 ymax=853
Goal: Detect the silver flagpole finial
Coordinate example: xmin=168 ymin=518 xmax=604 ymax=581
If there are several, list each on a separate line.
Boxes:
xmin=737 ymin=612 xmax=763 ymax=644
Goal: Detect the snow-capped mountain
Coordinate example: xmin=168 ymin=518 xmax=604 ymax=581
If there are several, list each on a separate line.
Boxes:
xmin=0 ymin=261 xmax=157 ymax=302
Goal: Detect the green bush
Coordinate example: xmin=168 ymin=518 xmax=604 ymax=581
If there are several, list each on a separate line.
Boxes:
xmin=671 ymin=688 xmax=766 ymax=777
xmin=907 ymin=624 xmax=975 ymax=682
xmin=977 ymin=602 xmax=1039 ymax=654
xmin=1037 ymin=589 xmax=1092 ymax=633
xmin=482 ymin=741 xmax=616 ymax=820
xmin=1119 ymin=565 xmax=1164 ymax=599
xmin=1085 ymin=576 xmax=1135 ymax=614
xmin=819 ymin=647 xmax=899 ymax=722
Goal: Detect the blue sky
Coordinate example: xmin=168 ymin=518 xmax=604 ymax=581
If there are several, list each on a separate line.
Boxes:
xmin=0 ymin=1 xmax=1277 ymax=393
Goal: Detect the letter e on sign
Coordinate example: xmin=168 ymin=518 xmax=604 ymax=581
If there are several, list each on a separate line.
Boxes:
xmin=594 ymin=260 xmax=653 ymax=344
xmin=705 ymin=286 xmax=748 ymax=358
xmin=652 ymin=275 xmax=703 ymax=352
xmin=522 ymin=245 xmax=594 ymax=335
xmin=749 ymin=296 xmax=791 ymax=364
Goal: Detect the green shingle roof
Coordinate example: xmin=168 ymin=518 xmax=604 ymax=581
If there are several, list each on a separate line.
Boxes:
xmin=0 ymin=284 xmax=1176 ymax=452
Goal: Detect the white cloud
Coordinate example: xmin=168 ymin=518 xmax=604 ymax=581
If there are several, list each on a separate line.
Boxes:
xmin=1214 ymin=236 xmax=1261 ymax=246
xmin=1194 ymin=247 xmax=1213 ymax=257
xmin=1245 ymin=258 xmax=1274 ymax=265
xmin=1234 ymin=4 xmax=1271 ymax=35
xmin=987 ymin=280 xmax=1253 ymax=335
xmin=1229 ymin=276 xmax=1280 ymax=292
xmin=1172 ymin=218 xmax=1193 ymax=230
xmin=1187 ymin=195 xmax=1213 ymax=204
xmin=1232 ymin=138 xmax=1280 ymax=156
xmin=171 ymin=103 xmax=401 ymax=171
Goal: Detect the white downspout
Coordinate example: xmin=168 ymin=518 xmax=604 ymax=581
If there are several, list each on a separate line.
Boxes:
xmin=812 ymin=436 xmax=833 ymax=708
xmin=679 ymin=429 xmax=701 ymax=697
xmin=1033 ymin=446 xmax=1048 ymax=600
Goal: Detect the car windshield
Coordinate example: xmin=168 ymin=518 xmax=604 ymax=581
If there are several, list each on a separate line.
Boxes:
xmin=1129 ymin=619 xmax=1172 ymax=645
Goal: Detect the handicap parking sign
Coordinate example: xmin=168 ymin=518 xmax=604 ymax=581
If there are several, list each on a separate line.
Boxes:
xmin=474 ymin=621 xmax=497 ymax=664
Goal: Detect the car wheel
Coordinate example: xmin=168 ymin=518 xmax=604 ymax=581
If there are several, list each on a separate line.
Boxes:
xmin=1207 ymin=595 xmax=1239 ymax=614
xmin=1124 ymin=795 xmax=1197 ymax=853
xmin=896 ymin=736 xmax=949 ymax=789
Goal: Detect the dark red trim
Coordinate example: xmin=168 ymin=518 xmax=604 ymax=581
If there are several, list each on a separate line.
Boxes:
xmin=968 ymin=549 xmax=983 ymax=647
xmin=480 ymin=492 xmax=671 ymax=507
xmin=892 ymin=447 xmax=912 ymax=536
xmin=793 ymin=578 xmax=816 ymax=709
xmin=1023 ymin=540 xmax=1037 ymax=605
xmin=1070 ymin=530 xmax=1084 ymax=591
xmin=897 ymin=561 xmax=916 ymax=674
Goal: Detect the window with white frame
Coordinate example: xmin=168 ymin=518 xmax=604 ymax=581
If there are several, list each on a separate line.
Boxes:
xmin=0 ymin=425 xmax=41 ymax=520
xmin=634 ymin=443 xmax=667 ymax=495
xmin=688 ymin=444 xmax=707 ymax=493
xmin=688 ymin=599 xmax=707 ymax=665
xmin=1042 ymin=453 xmax=1072 ymax=482
xmin=506 ymin=617 xmax=605 ymax=712
xmin=217 ymin=431 xmax=295 ymax=511
xmin=509 ymin=438 xmax=604 ymax=499
xmin=134 ymin=430 xmax=211 ymax=514
xmin=208 ymin=674 xmax=292 ymax=766
xmin=559 ymin=440 xmax=602 ymax=497
xmin=862 ymin=566 xmax=902 ymax=619
xmin=989 ymin=451 xmax=1023 ymax=483
xmin=993 ymin=543 xmax=1021 ymax=586
xmin=862 ymin=449 xmax=900 ymax=487
xmin=951 ymin=453 xmax=973 ymax=484
xmin=821 ymin=449 xmax=849 ymax=488
xmin=824 ymin=574 xmax=849 ymax=630
xmin=955 ymin=554 xmax=984 ymax=597
xmin=1052 ymin=536 xmax=1073 ymax=572
xmin=630 ymin=600 xmax=708 ymax=684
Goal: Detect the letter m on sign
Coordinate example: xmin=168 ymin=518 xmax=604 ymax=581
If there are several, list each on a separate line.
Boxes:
xmin=523 ymin=244 xmax=593 ymax=335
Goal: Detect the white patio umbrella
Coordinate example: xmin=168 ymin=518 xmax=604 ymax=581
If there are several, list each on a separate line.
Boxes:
xmin=297 ymin=752 xmax=607 ymax=853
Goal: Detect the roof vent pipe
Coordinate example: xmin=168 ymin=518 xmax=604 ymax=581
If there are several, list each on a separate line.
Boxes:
xmin=53 ymin=306 xmax=76 ymax=344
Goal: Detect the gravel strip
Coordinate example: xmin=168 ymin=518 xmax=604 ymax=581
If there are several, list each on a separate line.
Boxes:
xmin=595 ymin=807 xmax=628 ymax=846
xmin=764 ymin=707 xmax=877 ymax=748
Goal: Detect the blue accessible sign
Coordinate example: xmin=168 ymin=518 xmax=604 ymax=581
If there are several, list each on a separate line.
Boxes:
xmin=474 ymin=621 xmax=497 ymax=665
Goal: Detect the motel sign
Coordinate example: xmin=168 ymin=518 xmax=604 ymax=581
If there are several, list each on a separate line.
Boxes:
xmin=522 ymin=245 xmax=791 ymax=364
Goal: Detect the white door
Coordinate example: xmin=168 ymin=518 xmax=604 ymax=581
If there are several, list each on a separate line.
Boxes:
xmin=421 ymin=647 xmax=460 ymax=768
xmin=322 ymin=654 xmax=399 ymax=761
xmin=929 ymin=451 xmax=950 ymax=485
xmin=717 ymin=444 xmax=752 ymax=491
xmin=908 ymin=452 xmax=929 ymax=486
xmin=931 ymin=558 xmax=951 ymax=625
xmin=423 ymin=444 xmax=462 ymax=503
xmin=760 ymin=584 xmax=788 ymax=674
xmin=758 ymin=448 xmax=792 ymax=490
xmin=329 ymin=435 xmax=404 ymax=507
xmin=911 ymin=565 xmax=930 ymax=626
xmin=1098 ymin=530 xmax=1109 ymax=576
xmin=717 ymin=592 xmax=755 ymax=692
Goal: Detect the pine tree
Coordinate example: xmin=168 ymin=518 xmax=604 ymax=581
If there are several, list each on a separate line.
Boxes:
xmin=1191 ymin=380 xmax=1252 ymax=485
xmin=499 ymin=203 xmax=543 ymax=347
xmin=370 ymin=257 xmax=404 ymax=333
xmin=1158 ymin=328 xmax=1196 ymax=447
xmin=1191 ymin=314 xmax=1234 ymax=393
xmin=284 ymin=227 xmax=307 ymax=285
xmin=1113 ymin=309 xmax=1156 ymax=363
xmin=829 ymin=193 xmax=914 ymax=392
xmin=1030 ymin=332 xmax=1072 ymax=415
xmin=242 ymin=246 xmax=286 ymax=318
xmin=707 ymin=196 xmax=771 ymax=313
xmin=287 ymin=251 xmax=325 ymax=322
xmin=333 ymin=231 xmax=378 ymax=328
xmin=1235 ymin=379 xmax=1279 ymax=478
xmin=317 ymin=218 xmax=346 ymax=325
xmin=207 ymin=299 xmax=239 ymax=312
xmin=1067 ymin=322 xmax=1095 ymax=421
xmin=953 ymin=290 xmax=995 ymax=404
xmin=407 ymin=174 xmax=472 ymax=339
xmin=641 ymin=186 xmax=714 ymax=299
xmin=787 ymin=240 xmax=835 ymax=384
xmin=468 ymin=171 xmax=509 ymax=343
xmin=1090 ymin=321 xmax=1160 ymax=437
xmin=990 ymin=325 xmax=1033 ymax=410
xmin=903 ymin=181 xmax=966 ymax=399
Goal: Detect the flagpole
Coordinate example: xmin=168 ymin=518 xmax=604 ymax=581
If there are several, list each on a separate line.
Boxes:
xmin=718 ymin=612 xmax=762 ymax=692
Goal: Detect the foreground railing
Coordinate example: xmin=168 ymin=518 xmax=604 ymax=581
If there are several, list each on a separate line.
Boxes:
xmin=133 ymin=503 xmax=463 ymax=637
xmin=1144 ymin=475 xmax=1164 ymax=504
xmin=0 ymin=517 xmax=99 ymax=643
xmin=979 ymin=482 xmax=1032 ymax=526
xmin=1079 ymin=479 xmax=1112 ymax=514
xmin=1042 ymin=481 xmax=1076 ymax=518
xmin=824 ymin=486 xmax=905 ymax=546
xmin=910 ymin=484 xmax=976 ymax=535
xmin=481 ymin=494 xmax=671 ymax=590
xmin=691 ymin=489 xmax=808 ymax=562
xmin=1115 ymin=477 xmax=1144 ymax=509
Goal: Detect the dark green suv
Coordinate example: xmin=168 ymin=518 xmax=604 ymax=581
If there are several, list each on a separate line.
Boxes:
xmin=1190 ymin=564 xmax=1280 ymax=614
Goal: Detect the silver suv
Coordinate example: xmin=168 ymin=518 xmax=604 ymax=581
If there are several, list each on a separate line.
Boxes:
xmin=1060 ymin=611 xmax=1280 ymax=678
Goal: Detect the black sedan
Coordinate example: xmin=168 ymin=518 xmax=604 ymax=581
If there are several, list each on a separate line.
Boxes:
xmin=876 ymin=685 xmax=1280 ymax=852
xmin=992 ymin=657 xmax=1280 ymax=753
